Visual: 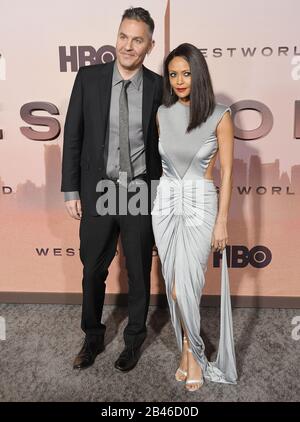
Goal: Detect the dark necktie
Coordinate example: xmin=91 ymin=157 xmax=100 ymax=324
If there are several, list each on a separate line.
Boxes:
xmin=119 ymin=80 xmax=132 ymax=185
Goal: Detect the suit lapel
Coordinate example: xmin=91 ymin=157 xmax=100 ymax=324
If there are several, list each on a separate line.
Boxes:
xmin=98 ymin=60 xmax=114 ymax=144
xmin=142 ymin=66 xmax=155 ymax=145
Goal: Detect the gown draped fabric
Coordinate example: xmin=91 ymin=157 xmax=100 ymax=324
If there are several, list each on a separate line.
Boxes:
xmin=151 ymin=101 xmax=237 ymax=384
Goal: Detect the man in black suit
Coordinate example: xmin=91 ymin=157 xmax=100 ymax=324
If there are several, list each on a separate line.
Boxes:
xmin=61 ymin=7 xmax=162 ymax=372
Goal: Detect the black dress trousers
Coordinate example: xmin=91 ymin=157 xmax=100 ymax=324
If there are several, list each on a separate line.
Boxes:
xmin=79 ymin=183 xmax=154 ymax=349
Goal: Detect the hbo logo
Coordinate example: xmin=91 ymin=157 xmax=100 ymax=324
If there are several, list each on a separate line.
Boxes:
xmin=213 ymin=245 xmax=271 ymax=268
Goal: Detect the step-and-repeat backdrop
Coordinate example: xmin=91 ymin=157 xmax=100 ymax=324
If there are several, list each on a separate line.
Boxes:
xmin=0 ymin=0 xmax=299 ymax=299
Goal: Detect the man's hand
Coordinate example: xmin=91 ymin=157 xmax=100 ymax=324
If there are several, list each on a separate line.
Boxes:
xmin=65 ymin=199 xmax=82 ymax=219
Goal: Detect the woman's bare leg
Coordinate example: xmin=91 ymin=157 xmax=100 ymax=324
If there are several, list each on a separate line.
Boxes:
xmin=172 ymin=282 xmax=188 ymax=381
xmin=172 ymin=283 xmax=203 ymax=390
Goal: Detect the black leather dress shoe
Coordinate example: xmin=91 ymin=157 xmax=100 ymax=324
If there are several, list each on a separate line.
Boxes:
xmin=73 ymin=335 xmax=105 ymax=370
xmin=114 ymin=346 xmax=141 ymax=372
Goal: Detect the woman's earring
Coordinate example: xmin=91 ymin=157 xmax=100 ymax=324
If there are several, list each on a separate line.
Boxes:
xmin=170 ymin=86 xmax=173 ymax=95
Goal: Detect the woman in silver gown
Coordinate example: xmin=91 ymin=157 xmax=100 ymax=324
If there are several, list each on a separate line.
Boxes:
xmin=151 ymin=43 xmax=237 ymax=391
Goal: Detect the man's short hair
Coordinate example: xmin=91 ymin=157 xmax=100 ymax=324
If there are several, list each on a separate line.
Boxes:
xmin=121 ymin=7 xmax=154 ymax=35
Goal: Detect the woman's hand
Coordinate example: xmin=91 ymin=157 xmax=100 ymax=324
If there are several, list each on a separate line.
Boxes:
xmin=211 ymin=220 xmax=228 ymax=252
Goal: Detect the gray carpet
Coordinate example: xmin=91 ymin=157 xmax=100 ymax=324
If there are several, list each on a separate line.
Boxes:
xmin=0 ymin=304 xmax=299 ymax=402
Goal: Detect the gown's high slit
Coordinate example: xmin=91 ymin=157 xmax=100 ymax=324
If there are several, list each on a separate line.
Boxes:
xmin=152 ymin=101 xmax=237 ymax=384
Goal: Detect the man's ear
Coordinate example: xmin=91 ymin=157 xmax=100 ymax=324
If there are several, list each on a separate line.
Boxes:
xmin=148 ymin=39 xmax=155 ymax=55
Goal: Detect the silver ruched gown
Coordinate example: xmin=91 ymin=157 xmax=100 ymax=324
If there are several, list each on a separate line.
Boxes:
xmin=151 ymin=101 xmax=237 ymax=384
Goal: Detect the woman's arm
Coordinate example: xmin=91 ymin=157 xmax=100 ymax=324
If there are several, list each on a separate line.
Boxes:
xmin=156 ymin=113 xmax=163 ymax=177
xmin=211 ymin=111 xmax=234 ymax=251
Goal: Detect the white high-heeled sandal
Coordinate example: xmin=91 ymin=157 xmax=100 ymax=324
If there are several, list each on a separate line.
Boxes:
xmin=185 ymin=348 xmax=204 ymax=391
xmin=175 ymin=336 xmax=188 ymax=382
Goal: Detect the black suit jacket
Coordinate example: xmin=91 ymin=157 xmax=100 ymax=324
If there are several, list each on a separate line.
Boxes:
xmin=61 ymin=60 xmax=163 ymax=216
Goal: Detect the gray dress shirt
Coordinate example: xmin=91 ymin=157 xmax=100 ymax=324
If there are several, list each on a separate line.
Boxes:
xmin=64 ymin=61 xmax=146 ymax=202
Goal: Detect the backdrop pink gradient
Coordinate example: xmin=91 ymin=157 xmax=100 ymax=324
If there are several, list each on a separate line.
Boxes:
xmin=0 ymin=0 xmax=299 ymax=298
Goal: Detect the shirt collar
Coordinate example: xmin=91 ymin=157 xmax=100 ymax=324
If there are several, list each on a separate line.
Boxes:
xmin=112 ymin=60 xmax=143 ymax=90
